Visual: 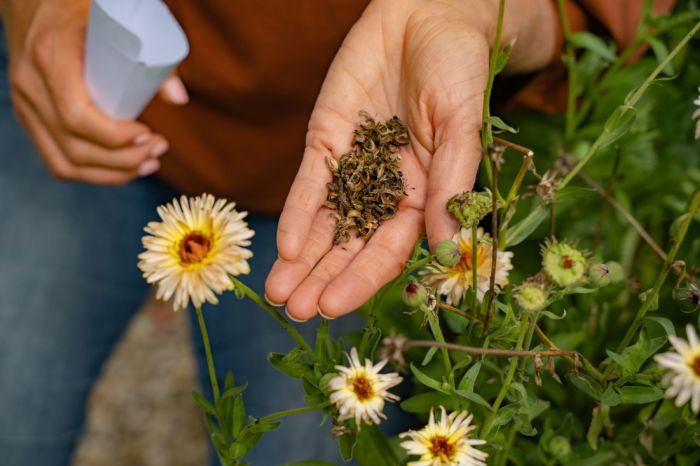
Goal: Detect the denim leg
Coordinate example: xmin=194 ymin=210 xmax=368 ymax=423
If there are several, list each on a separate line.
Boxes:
xmin=0 ymin=35 xmax=178 ymax=464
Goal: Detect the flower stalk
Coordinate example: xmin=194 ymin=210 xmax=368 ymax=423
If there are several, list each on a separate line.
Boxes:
xmin=195 ymin=305 xmax=220 ymax=401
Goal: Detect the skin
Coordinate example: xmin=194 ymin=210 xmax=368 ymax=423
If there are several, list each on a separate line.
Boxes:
xmin=0 ymin=0 xmax=186 ymax=184
xmin=0 ymin=0 xmax=555 ymax=319
xmin=266 ymin=0 xmax=556 ymax=321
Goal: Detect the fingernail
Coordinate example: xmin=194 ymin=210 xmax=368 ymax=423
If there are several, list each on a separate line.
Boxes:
xmin=133 ymin=133 xmax=152 ymax=146
xmin=138 ymin=158 xmax=161 ymax=177
xmin=150 ymin=140 xmax=169 ymax=158
xmin=162 ymin=77 xmax=190 ymax=105
xmin=264 ymin=293 xmax=285 ymax=308
xmin=317 ymin=306 xmax=336 ymax=320
xmin=284 ymin=308 xmax=308 ymax=323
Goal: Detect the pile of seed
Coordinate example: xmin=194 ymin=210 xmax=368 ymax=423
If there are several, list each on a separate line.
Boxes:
xmin=325 ymin=111 xmax=409 ymax=244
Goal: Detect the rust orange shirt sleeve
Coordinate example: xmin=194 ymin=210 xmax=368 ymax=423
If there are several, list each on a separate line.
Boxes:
xmin=514 ymin=0 xmax=676 ymax=113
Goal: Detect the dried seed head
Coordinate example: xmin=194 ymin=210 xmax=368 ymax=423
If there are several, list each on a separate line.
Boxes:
xmin=446 ymin=190 xmax=493 ymax=229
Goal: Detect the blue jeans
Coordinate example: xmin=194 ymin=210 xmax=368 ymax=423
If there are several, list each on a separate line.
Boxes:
xmin=0 ymin=26 xmax=352 ymax=466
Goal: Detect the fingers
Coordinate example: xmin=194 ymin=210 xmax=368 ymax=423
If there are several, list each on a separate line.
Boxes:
xmin=285 ymin=237 xmax=366 ymax=321
xmin=424 ymin=120 xmax=482 ymax=249
xmin=158 ymin=74 xmax=190 ymax=105
xmin=265 ymin=208 xmax=336 ymax=305
xmin=318 ymin=206 xmax=424 ymax=318
xmin=277 ymin=110 xmax=356 ymax=261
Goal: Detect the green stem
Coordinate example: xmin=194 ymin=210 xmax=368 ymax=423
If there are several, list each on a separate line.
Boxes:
xmin=259 ymin=402 xmax=331 ymax=423
xmin=195 ymin=306 xmax=220 ymax=402
xmin=497 ymin=423 xmax=518 ymax=466
xmin=560 ymin=20 xmax=700 ymax=189
xmin=471 ymin=225 xmax=479 ymax=313
xmin=519 ymin=312 xmax=539 ymax=371
xmin=428 ymin=300 xmax=454 ymax=382
xmin=481 ymin=313 xmax=529 ymax=437
xmin=556 ymin=0 xmax=577 ymax=140
xmin=611 ymin=190 xmax=700 ymax=357
xmin=229 ymin=276 xmax=315 ymax=359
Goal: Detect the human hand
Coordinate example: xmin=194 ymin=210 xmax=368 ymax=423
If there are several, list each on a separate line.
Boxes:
xmin=1 ymin=0 xmax=188 ymax=185
xmin=265 ymin=0 xmax=556 ymax=320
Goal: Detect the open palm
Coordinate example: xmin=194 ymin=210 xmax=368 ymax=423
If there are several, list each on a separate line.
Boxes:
xmin=265 ymin=0 xmax=494 ymax=320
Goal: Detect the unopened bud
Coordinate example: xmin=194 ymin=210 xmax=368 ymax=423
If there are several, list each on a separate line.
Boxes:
xmin=549 ymin=435 xmax=571 ymax=460
xmin=435 ymin=240 xmax=461 ymax=267
xmin=542 ymin=240 xmax=587 ymax=287
xmin=588 ymin=263 xmax=611 ymax=288
xmin=605 ymin=261 xmax=625 ymax=284
xmin=515 ymin=282 xmax=548 ymax=312
xmin=402 ymin=280 xmax=428 ymax=308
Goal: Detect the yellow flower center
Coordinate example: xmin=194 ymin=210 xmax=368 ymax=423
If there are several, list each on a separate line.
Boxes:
xmin=429 ymin=435 xmax=456 ymax=460
xmin=691 ymin=355 xmax=700 ymax=378
xmin=178 ymin=231 xmax=212 ymax=265
xmin=351 ymin=375 xmax=374 ymax=401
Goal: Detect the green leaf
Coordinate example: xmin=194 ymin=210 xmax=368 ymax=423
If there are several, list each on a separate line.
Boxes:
xmin=247 ymin=420 xmax=281 ymax=434
xmin=228 ymin=443 xmax=248 ymax=462
xmin=338 ymin=432 xmax=358 ymax=462
xmin=219 ymin=383 xmax=248 ymax=404
xmin=233 ymin=393 xmax=246 ymax=436
xmin=191 ymin=391 xmax=216 ymax=416
xmin=454 ymin=389 xmax=492 ymax=409
xmin=458 ymin=362 xmax=482 ymax=392
xmin=587 ymin=405 xmax=611 ymax=450
xmin=401 ymin=392 xmax=459 ymax=414
xmin=644 ymin=316 xmax=676 ymax=338
xmin=540 ymin=309 xmax=567 ymax=321
xmin=569 ymin=31 xmax=616 ymax=61
xmin=410 ymin=363 xmax=450 ymax=394
xmin=568 ymin=373 xmax=602 ymax=400
xmin=505 ymin=205 xmax=548 ymax=247
xmin=600 ymin=386 xmax=621 ymax=407
xmin=268 ymin=349 xmax=313 ymax=379
xmin=489 ymin=115 xmax=518 ymax=134
xmin=494 ymin=39 xmax=514 ymax=74
xmin=355 ymin=425 xmax=399 ymax=466
xmin=421 ymin=347 xmax=439 ymax=366
xmin=600 ymin=105 xmax=637 ymax=148
xmin=618 ymin=385 xmax=664 ymax=404
xmin=646 ymin=37 xmax=675 ymax=75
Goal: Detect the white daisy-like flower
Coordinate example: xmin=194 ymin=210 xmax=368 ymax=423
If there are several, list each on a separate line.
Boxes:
xmin=328 ymin=347 xmax=403 ymax=427
xmin=400 ymin=406 xmax=488 ymax=466
xmin=693 ymin=87 xmax=700 ymax=140
xmin=421 ymin=227 xmax=513 ymax=305
xmin=138 ymin=194 xmax=254 ymax=311
xmin=654 ymin=324 xmax=700 ymax=413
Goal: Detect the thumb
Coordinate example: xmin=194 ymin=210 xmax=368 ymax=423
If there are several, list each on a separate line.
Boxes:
xmin=158 ymin=73 xmax=189 ymax=105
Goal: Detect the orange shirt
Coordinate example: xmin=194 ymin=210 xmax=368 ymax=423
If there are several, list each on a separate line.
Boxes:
xmin=140 ymin=0 xmax=674 ymax=214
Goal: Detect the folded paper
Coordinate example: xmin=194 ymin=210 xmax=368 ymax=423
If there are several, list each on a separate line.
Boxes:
xmin=85 ymin=0 xmax=189 ymax=120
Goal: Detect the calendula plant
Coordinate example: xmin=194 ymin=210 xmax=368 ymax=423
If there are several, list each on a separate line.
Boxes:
xmin=136 ymin=1 xmax=700 ymax=465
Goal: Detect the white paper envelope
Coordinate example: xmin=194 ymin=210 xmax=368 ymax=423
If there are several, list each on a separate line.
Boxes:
xmin=85 ymin=0 xmax=189 ymax=120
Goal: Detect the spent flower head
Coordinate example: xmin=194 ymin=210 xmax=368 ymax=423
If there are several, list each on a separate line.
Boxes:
xmin=328 ymin=348 xmax=403 ymax=427
xmin=446 ymin=190 xmax=493 ymax=230
xmin=541 ymin=240 xmax=587 ymax=287
xmin=138 ymin=194 xmax=254 ymax=311
xmin=421 ymin=228 xmax=512 ymax=306
xmin=400 ymin=406 xmax=488 ymax=466
xmin=654 ymin=324 xmax=700 ymax=413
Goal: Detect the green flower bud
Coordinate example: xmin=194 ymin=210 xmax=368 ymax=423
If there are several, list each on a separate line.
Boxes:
xmin=542 ymin=241 xmax=587 ymax=287
xmin=605 ymin=261 xmax=625 ymax=284
xmin=402 ymin=280 xmax=428 ymax=308
xmin=515 ymin=282 xmax=548 ymax=312
xmin=446 ymin=190 xmax=493 ymax=229
xmin=549 ymin=435 xmax=571 ymax=460
xmin=588 ymin=263 xmax=611 ymax=288
xmin=435 ymin=240 xmax=461 ymax=267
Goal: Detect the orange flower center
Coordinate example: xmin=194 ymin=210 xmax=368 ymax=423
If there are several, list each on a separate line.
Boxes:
xmin=456 ymin=245 xmax=487 ymax=274
xmin=691 ymin=355 xmax=700 ymax=378
xmin=351 ymin=375 xmax=374 ymax=401
xmin=430 ymin=435 xmax=455 ymax=459
xmin=179 ymin=231 xmax=212 ymax=265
